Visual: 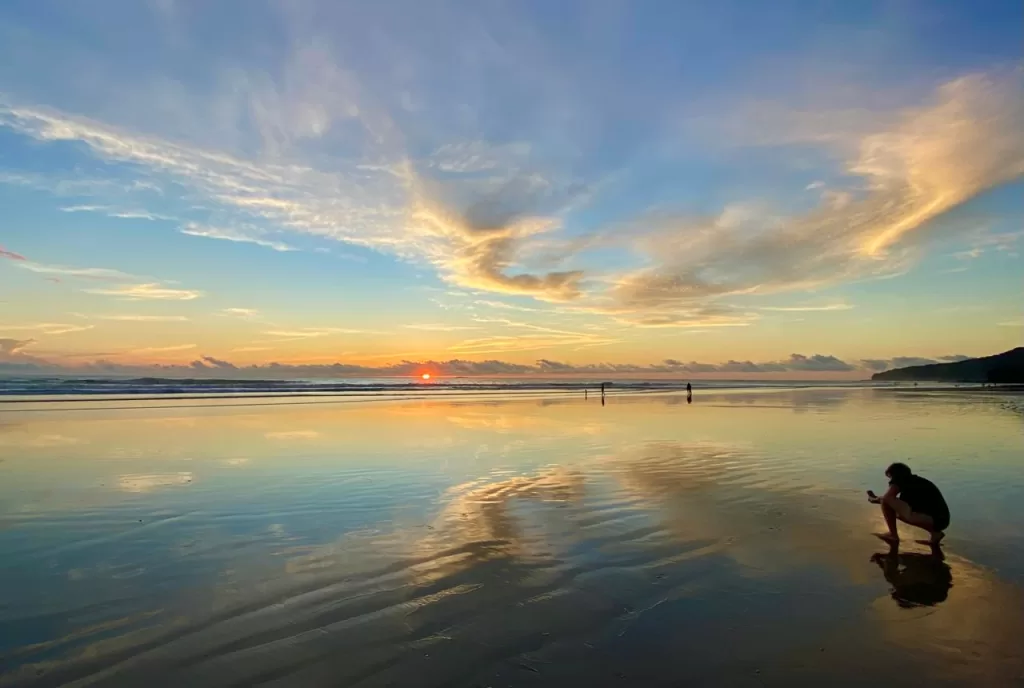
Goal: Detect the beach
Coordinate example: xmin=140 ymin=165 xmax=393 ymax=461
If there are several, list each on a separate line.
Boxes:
xmin=1 ymin=385 xmax=1023 ymax=686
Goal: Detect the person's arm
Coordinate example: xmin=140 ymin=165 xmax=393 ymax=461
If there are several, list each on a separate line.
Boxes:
xmin=867 ymin=484 xmax=899 ymax=504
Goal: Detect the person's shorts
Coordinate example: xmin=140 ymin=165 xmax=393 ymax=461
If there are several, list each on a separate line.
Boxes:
xmin=923 ymin=510 xmax=950 ymax=531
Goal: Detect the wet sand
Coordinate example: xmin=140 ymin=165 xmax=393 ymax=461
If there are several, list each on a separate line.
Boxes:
xmin=1 ymin=387 xmax=1022 ymax=686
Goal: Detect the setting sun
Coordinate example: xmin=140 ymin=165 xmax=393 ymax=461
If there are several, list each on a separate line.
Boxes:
xmin=421 ymin=373 xmax=431 ymax=380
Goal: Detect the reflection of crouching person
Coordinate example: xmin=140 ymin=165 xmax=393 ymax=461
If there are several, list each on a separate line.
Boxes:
xmin=867 ymin=462 xmax=950 ymax=545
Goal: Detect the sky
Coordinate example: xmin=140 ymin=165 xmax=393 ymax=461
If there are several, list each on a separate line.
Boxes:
xmin=0 ymin=0 xmax=1021 ymax=379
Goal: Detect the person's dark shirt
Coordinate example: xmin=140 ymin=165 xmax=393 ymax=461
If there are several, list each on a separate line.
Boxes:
xmin=890 ymin=474 xmax=949 ymax=522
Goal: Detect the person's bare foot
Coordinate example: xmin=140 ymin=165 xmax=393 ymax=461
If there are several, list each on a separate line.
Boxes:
xmin=875 ymin=533 xmax=900 ymax=545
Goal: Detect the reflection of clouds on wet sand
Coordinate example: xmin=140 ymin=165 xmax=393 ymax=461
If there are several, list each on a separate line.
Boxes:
xmin=4 ymin=390 xmax=1024 ymax=687
xmin=445 ymin=412 xmax=603 ymax=436
xmin=6 ymin=450 xmax=1024 ymax=688
xmin=402 ymin=467 xmax=586 ymax=583
xmin=0 ymin=433 xmax=84 ymax=447
xmin=117 ymin=472 xmax=193 ymax=492
xmin=602 ymin=440 xmax=882 ymax=574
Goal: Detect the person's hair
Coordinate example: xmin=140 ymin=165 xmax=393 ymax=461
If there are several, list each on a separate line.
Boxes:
xmin=885 ymin=462 xmax=912 ymax=481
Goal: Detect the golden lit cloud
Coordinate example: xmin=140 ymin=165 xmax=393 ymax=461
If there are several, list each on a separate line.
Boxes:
xmin=85 ymin=283 xmax=203 ymax=300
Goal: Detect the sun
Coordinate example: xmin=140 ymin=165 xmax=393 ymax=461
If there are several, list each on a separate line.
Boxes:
xmin=421 ymin=373 xmax=431 ymax=380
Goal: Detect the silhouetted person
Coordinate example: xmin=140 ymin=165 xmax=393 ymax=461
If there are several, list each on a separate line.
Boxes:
xmin=686 ymin=382 xmax=692 ymax=394
xmin=871 ymin=543 xmax=952 ymax=608
xmin=868 ymin=462 xmax=950 ymax=546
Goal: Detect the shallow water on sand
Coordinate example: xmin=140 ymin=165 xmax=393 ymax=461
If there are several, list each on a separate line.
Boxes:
xmin=1 ymin=387 xmax=1023 ymax=687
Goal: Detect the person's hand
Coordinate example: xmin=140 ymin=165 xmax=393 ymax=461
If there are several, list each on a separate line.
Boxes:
xmin=867 ymin=490 xmax=880 ymax=504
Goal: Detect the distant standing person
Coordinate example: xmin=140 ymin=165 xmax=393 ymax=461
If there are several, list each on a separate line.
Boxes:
xmin=867 ymin=462 xmax=950 ymax=545
xmin=686 ymin=382 xmax=692 ymax=394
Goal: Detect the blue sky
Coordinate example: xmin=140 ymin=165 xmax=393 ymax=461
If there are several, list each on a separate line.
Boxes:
xmin=1 ymin=0 xmax=1021 ymax=377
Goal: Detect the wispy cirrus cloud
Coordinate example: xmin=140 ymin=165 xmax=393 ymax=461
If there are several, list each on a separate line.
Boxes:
xmin=16 ymin=262 xmax=136 ymax=281
xmin=262 ymin=327 xmax=378 ymax=340
xmin=474 ymin=299 xmax=541 ymax=313
xmin=131 ymin=344 xmax=197 ymax=354
xmin=760 ymin=304 xmax=854 ymax=312
xmin=98 ymin=314 xmax=189 ymax=322
xmin=453 ymin=317 xmax=618 ymax=354
xmin=85 ymin=283 xmax=203 ymax=301
xmin=221 ymin=308 xmax=259 ymax=318
xmin=11 ymin=257 xmax=204 ymax=302
xmin=1 ymin=246 xmax=27 ymax=261
xmin=404 ymin=323 xmax=479 ymax=332
xmin=0 ymin=322 xmax=93 ymax=335
xmin=61 ymin=205 xmax=174 ymax=221
xmin=180 ymin=223 xmax=296 ymax=252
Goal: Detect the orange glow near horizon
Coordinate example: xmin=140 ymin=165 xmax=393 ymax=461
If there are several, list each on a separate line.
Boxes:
xmin=421 ymin=373 xmax=431 ymax=380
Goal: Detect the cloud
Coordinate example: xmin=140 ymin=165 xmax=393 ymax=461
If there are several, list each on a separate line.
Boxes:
xmin=1 ymin=246 xmax=27 ymax=261
xmin=429 ymin=141 xmax=532 ymax=173
xmin=262 ymin=327 xmax=373 ymax=339
xmin=404 ymin=323 xmax=478 ymax=331
xmin=859 ymin=354 xmax=971 ymax=371
xmin=201 ymin=355 xmax=236 ymax=369
xmin=180 ymin=223 xmax=296 ymax=252
xmin=406 ymin=168 xmax=587 ymax=301
xmin=131 ymin=344 xmax=197 ymax=353
xmin=888 ymin=356 xmax=944 ymax=368
xmin=1 ymin=323 xmax=93 ymax=335
xmin=0 ymin=99 xmax=403 ymax=261
xmin=231 ymin=346 xmax=271 ymax=352
xmin=609 ymin=71 xmax=1024 ymax=319
xmin=0 ymin=349 xmax=976 ymax=378
xmin=454 ymin=317 xmax=619 ymax=354
xmin=13 ymin=258 xmax=203 ymax=302
xmin=781 ymin=354 xmax=855 ymax=372
xmin=0 ymin=29 xmax=1019 ymax=329
xmin=85 ymin=283 xmax=203 ymax=300
xmin=99 ymin=314 xmax=189 ymax=322
xmin=0 ymin=338 xmax=35 ymax=355
xmin=16 ymin=262 xmax=136 ymax=281
xmin=474 ymin=299 xmax=541 ymax=312
xmin=61 ymin=205 xmax=173 ymax=221
xmin=0 ymin=98 xmax=588 ymax=303
xmin=561 ymin=300 xmax=759 ymax=329
xmin=222 ymin=308 xmax=259 ymax=317
xmin=760 ymin=304 xmax=854 ymax=312
xmin=952 ymin=248 xmax=983 ymax=260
